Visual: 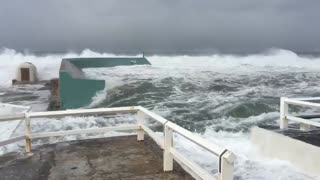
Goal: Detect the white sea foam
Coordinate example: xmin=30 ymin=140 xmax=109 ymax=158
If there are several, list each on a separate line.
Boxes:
xmin=82 ymin=49 xmax=320 ymax=179
xmin=175 ymin=129 xmax=319 ymax=180
xmin=0 ymin=48 xmax=138 ymax=87
xmin=87 ymin=84 xmax=108 ymax=108
xmin=0 ymin=48 xmax=319 ymax=88
xmin=1 ymin=48 xmax=320 ymax=179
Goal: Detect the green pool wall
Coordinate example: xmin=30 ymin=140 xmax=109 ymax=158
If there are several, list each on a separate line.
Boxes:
xmin=59 ymin=57 xmax=151 ymax=109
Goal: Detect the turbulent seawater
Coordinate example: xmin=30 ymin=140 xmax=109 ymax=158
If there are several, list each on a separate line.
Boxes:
xmin=1 ymin=48 xmax=320 ymax=179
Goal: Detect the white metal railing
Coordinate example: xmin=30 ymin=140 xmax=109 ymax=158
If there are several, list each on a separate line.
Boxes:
xmin=0 ymin=103 xmax=31 ymax=144
xmin=0 ymin=106 xmax=235 ymax=180
xmin=280 ymin=97 xmax=320 ymax=130
xmin=0 ymin=103 xmax=31 ymax=110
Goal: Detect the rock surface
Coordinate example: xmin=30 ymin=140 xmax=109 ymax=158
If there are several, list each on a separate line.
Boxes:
xmin=0 ymin=135 xmax=194 ymax=180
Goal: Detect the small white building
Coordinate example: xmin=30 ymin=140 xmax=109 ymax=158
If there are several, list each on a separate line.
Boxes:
xmin=15 ymin=62 xmax=37 ymax=83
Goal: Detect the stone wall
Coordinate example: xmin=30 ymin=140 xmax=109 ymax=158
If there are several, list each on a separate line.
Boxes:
xmin=48 ymin=78 xmax=60 ymax=110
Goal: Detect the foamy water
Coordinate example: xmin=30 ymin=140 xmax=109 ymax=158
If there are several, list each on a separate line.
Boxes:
xmin=1 ymin=48 xmax=320 ymax=179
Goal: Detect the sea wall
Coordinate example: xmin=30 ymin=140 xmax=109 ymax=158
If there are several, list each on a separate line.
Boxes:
xmin=59 ymin=57 xmax=151 ymax=109
xmin=251 ymin=127 xmax=320 ymax=176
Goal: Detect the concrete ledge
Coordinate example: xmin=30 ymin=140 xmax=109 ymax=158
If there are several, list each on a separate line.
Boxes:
xmin=251 ymin=126 xmax=320 ymax=176
xmin=59 ymin=57 xmax=151 ymax=109
xmin=0 ymin=135 xmax=193 ymax=180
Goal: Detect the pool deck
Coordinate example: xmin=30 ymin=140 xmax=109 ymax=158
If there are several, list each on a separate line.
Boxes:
xmin=0 ymin=135 xmax=193 ymax=180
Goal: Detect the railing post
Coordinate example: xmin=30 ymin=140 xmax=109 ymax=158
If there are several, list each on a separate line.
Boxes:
xmin=25 ymin=114 xmax=31 ymax=153
xmin=280 ymin=97 xmax=288 ymax=129
xmin=219 ymin=151 xmax=235 ymax=180
xmin=163 ymin=125 xmax=173 ymax=171
xmin=136 ymin=110 xmax=144 ymax=141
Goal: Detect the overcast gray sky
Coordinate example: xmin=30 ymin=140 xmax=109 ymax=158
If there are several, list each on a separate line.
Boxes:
xmin=0 ymin=0 xmax=319 ymax=54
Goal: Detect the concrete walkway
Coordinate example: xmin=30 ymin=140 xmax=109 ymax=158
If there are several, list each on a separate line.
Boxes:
xmin=0 ymin=135 xmax=193 ymax=180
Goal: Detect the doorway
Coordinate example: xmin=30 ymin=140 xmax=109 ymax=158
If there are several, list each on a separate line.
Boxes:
xmin=21 ymin=68 xmax=30 ymax=81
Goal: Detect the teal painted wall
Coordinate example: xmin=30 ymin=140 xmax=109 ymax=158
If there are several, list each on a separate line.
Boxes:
xmin=59 ymin=57 xmax=151 ymax=109
xmin=59 ymin=72 xmax=105 ymax=109
xmin=69 ymin=57 xmax=151 ymax=68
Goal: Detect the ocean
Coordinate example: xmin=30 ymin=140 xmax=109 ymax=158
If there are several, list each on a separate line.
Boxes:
xmin=0 ymin=48 xmax=320 ymax=179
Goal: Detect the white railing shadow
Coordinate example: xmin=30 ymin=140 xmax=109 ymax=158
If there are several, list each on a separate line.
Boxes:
xmin=0 ymin=106 xmax=235 ymax=180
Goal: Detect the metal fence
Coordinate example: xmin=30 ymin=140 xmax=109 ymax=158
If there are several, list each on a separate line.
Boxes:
xmin=280 ymin=97 xmax=320 ymax=130
xmin=0 ymin=106 xmax=235 ymax=180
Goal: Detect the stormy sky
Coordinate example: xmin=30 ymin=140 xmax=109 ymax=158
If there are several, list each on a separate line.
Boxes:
xmin=0 ymin=0 xmax=319 ymax=54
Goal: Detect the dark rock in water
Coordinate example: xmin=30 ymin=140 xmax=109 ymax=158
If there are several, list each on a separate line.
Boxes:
xmin=0 ymin=136 xmax=193 ymax=180
xmin=48 ymin=78 xmax=60 ymax=110
xmin=38 ymin=82 xmax=51 ymax=91
xmin=99 ymin=81 xmax=174 ymax=108
xmin=209 ymin=84 xmax=238 ymax=92
xmin=227 ymin=102 xmax=273 ymax=118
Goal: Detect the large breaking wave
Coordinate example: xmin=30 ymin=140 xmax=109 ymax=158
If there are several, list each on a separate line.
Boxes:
xmin=0 ymin=48 xmax=320 ymax=179
xmin=0 ymin=48 xmax=319 ymax=87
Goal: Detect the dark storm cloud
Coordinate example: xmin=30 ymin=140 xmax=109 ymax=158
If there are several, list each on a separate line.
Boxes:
xmin=0 ymin=0 xmax=319 ymax=54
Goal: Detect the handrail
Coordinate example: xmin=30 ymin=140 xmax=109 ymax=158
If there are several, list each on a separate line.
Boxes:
xmin=141 ymin=125 xmax=164 ymax=149
xmin=0 ymin=106 xmax=235 ymax=180
xmin=0 ymin=113 xmax=25 ymax=122
xmin=0 ymin=136 xmax=25 ymax=146
xmin=0 ymin=103 xmax=30 ymax=122
xmin=166 ymin=121 xmax=225 ymax=156
xmin=165 ymin=121 xmax=235 ymax=180
xmin=0 ymin=103 xmax=31 ymax=146
xmin=137 ymin=107 xmax=235 ymax=180
xmin=286 ymin=115 xmax=320 ymax=127
xmin=137 ymin=106 xmax=168 ymax=124
xmin=170 ymin=147 xmax=215 ymax=180
xmin=0 ymin=107 xmax=138 ymax=121
xmin=280 ymin=97 xmax=320 ymax=130
xmin=292 ymin=97 xmax=320 ymax=101
xmin=284 ymin=98 xmax=320 ymax=108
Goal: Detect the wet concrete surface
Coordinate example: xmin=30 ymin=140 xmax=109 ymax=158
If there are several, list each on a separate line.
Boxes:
xmin=0 ymin=135 xmax=193 ymax=180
